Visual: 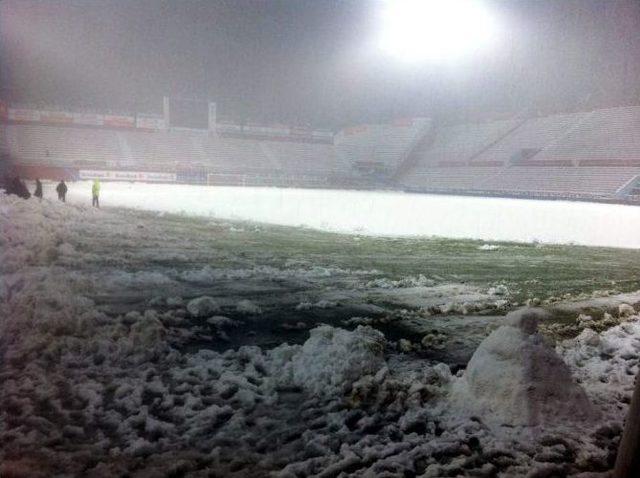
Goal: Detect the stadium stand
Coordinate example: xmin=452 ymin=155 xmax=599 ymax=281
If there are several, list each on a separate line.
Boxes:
xmin=334 ymin=119 xmax=430 ymax=176
xmin=399 ymin=167 xmax=502 ymax=191
xmin=3 ymin=103 xmax=640 ymax=201
xmin=480 ymin=166 xmax=640 ymax=198
xmin=535 ymin=107 xmax=640 ymax=164
xmin=2 ymin=122 xmax=348 ymax=188
xmin=410 ymin=119 xmax=519 ymax=166
xmin=5 ymin=123 xmax=122 ymax=167
xmin=471 ymin=113 xmax=589 ymax=164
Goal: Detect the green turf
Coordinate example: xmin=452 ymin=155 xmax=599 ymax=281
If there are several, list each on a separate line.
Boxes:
xmin=123 ymin=208 xmax=640 ymax=303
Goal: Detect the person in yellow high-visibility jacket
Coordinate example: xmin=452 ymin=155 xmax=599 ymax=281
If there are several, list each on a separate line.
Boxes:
xmin=92 ymin=179 xmax=101 ymax=208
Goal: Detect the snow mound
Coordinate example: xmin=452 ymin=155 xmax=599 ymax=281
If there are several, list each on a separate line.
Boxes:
xmin=274 ymin=325 xmax=386 ymax=396
xmin=488 ymin=284 xmax=509 ymax=296
xmin=236 ymin=299 xmax=262 ymax=314
xmin=618 ymin=303 xmax=636 ymax=317
xmin=365 ymin=274 xmax=435 ymax=289
xmin=206 ymin=316 xmax=237 ymax=328
xmin=186 ymin=296 xmax=220 ymax=317
xmin=452 ymin=308 xmax=599 ymax=427
xmin=558 ymin=315 xmax=640 ymax=415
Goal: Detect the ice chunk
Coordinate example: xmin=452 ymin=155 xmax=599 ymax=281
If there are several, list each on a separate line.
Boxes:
xmin=478 ymin=244 xmax=500 ymax=251
xmin=206 ymin=316 xmax=237 ymax=328
xmin=618 ymin=303 xmax=635 ymax=318
xmin=166 ymin=296 xmax=184 ymax=307
xmin=488 ymin=284 xmax=508 ymax=296
xmin=186 ymin=296 xmax=220 ymax=317
xmin=236 ymin=299 xmax=262 ymax=314
xmin=576 ymin=328 xmax=600 ymax=347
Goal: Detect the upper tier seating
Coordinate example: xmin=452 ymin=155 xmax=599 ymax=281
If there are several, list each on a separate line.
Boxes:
xmin=334 ymin=119 xmax=430 ymax=172
xmin=412 ymin=119 xmax=519 ymax=167
xmin=472 ymin=113 xmax=588 ymax=164
xmin=535 ymin=106 xmax=640 ymax=163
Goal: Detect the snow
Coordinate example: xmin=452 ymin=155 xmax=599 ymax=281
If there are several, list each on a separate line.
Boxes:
xmin=452 ymin=309 xmax=599 ymax=427
xmin=275 ymin=325 xmax=387 ymax=396
xmin=186 ymin=296 xmax=220 ymax=317
xmin=236 ymin=299 xmax=262 ymax=314
xmin=2 ymin=191 xmax=640 ymax=476
xmin=558 ymin=316 xmax=640 ymax=418
xmin=65 ymin=180 xmax=640 ymax=248
xmin=618 ymin=303 xmax=636 ymax=317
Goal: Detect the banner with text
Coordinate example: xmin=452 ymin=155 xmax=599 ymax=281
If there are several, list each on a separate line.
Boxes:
xmin=79 ymin=170 xmax=176 ymax=182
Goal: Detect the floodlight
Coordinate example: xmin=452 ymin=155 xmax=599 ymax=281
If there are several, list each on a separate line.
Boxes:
xmin=378 ymin=0 xmax=499 ymax=63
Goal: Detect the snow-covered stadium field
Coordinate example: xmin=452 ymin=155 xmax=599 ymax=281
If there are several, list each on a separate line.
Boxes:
xmin=3 ymin=185 xmax=640 ymax=477
xmin=66 ymin=181 xmax=640 ymax=248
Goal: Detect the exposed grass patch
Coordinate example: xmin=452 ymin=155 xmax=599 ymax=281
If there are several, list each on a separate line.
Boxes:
xmin=118 ymin=208 xmax=640 ymax=303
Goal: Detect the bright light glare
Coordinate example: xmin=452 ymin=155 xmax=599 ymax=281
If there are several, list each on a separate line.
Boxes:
xmin=378 ymin=0 xmax=499 ymax=63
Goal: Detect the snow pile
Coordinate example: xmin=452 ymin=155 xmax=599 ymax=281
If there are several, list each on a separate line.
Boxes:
xmin=452 ymin=308 xmax=599 ymax=427
xmin=295 ymin=299 xmax=338 ymax=310
xmin=103 ymin=270 xmax=173 ymax=290
xmin=236 ymin=299 xmax=262 ymax=314
xmin=273 ymin=325 xmax=386 ymax=396
xmin=618 ymin=303 xmax=636 ymax=317
xmin=488 ymin=284 xmax=509 ymax=296
xmin=186 ymin=296 xmax=220 ymax=317
xmin=365 ymin=274 xmax=435 ymax=289
xmin=180 ymin=264 xmax=377 ymax=285
xmin=558 ymin=315 xmax=640 ymax=417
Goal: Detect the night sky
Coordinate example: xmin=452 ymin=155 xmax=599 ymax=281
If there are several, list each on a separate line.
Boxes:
xmin=2 ymin=0 xmax=640 ymax=128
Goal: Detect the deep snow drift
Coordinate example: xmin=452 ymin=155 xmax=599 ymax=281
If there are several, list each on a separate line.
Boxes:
xmin=63 ymin=180 xmax=640 ymax=248
xmin=2 ymin=192 xmax=640 ymax=477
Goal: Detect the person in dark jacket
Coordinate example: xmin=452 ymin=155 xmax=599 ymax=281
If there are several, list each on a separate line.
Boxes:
xmin=34 ymin=179 xmax=43 ymax=201
xmin=56 ymin=180 xmax=68 ymax=202
xmin=10 ymin=176 xmax=31 ymax=199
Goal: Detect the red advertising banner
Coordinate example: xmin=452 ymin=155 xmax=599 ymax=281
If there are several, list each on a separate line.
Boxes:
xmin=344 ymin=125 xmax=368 ymax=135
xmin=8 ymin=108 xmax=41 ymax=122
xmin=103 ymin=114 xmax=135 ymax=129
xmin=0 ymin=101 xmax=7 ymax=120
xmin=40 ymin=110 xmax=73 ymax=124
xmin=12 ymin=164 xmax=77 ymax=181
xmin=392 ymin=118 xmax=414 ymax=127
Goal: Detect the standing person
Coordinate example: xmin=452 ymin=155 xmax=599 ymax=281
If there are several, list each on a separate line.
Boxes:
xmin=56 ymin=180 xmax=67 ymax=202
xmin=34 ymin=178 xmax=43 ymax=201
xmin=92 ymin=179 xmax=100 ymax=208
xmin=11 ymin=176 xmax=31 ymax=199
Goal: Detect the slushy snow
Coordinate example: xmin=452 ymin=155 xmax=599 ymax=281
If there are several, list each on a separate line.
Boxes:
xmin=1 ymin=191 xmax=639 ymax=477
